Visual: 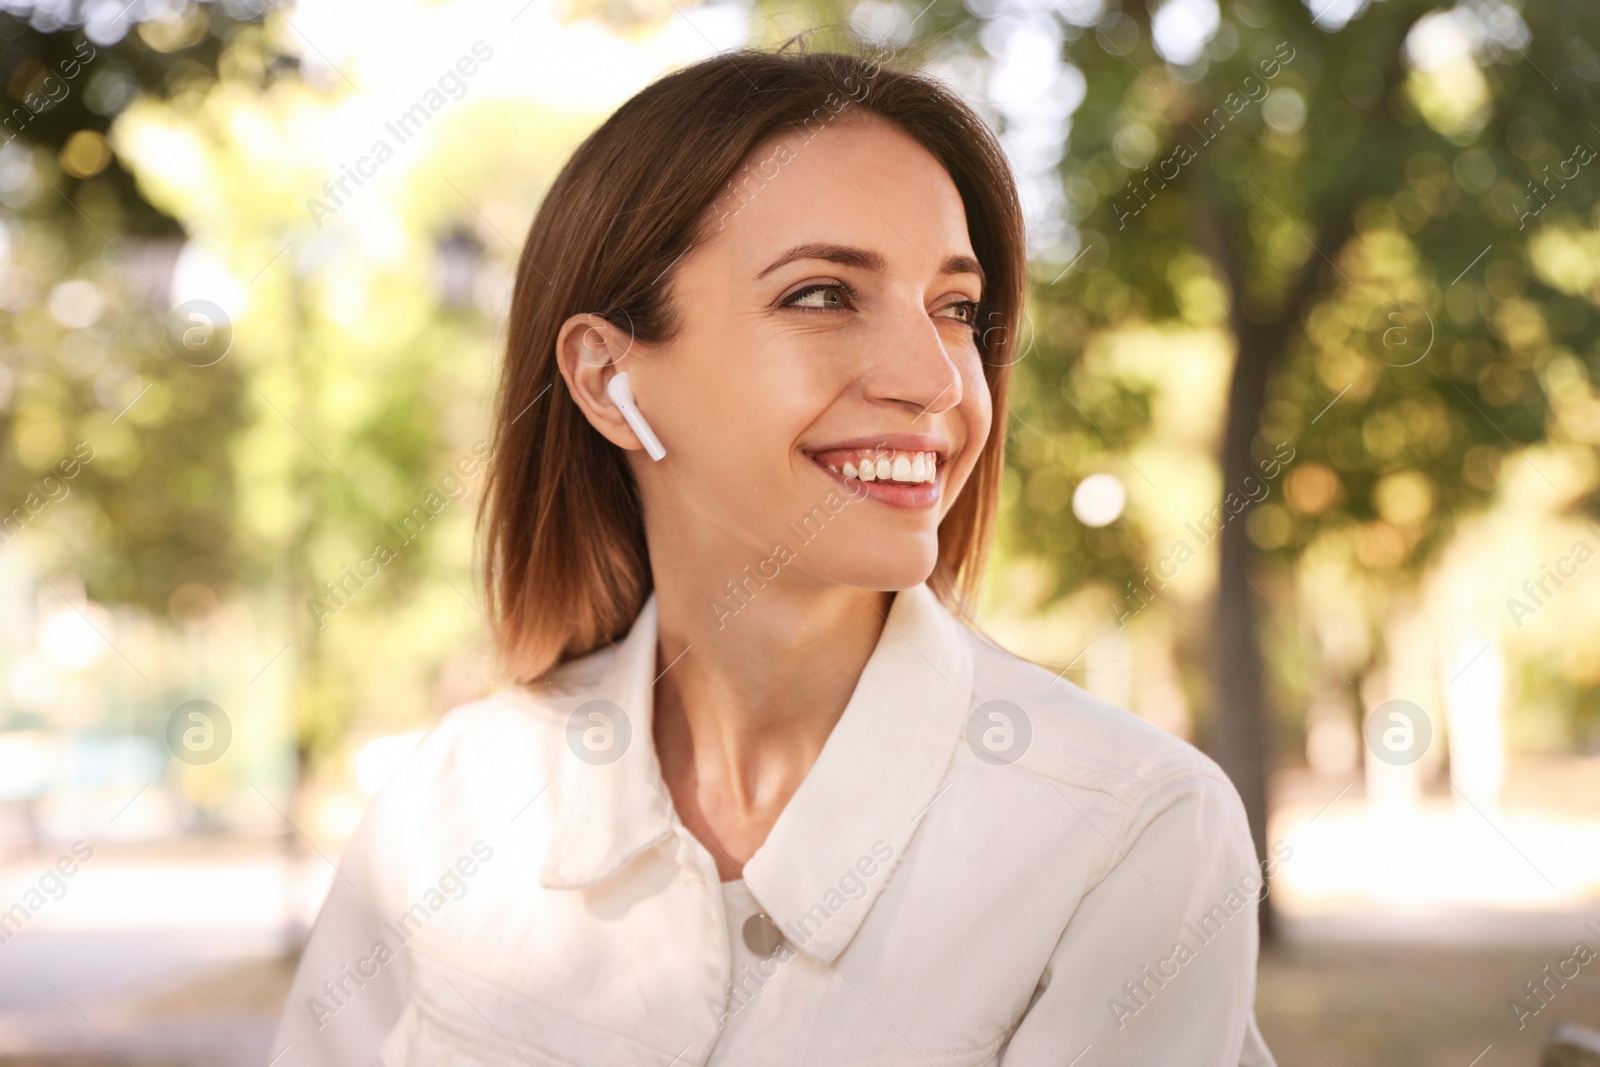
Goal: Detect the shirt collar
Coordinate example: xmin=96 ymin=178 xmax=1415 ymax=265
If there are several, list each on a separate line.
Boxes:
xmin=537 ymin=593 xmax=678 ymax=892
xmin=537 ymin=582 xmax=976 ymax=967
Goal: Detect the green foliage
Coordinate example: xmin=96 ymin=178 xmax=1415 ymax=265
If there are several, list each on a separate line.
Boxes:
xmin=1021 ymin=0 xmax=1600 ymax=585
xmin=893 ymin=0 xmax=1600 ymax=784
xmin=0 ymin=6 xmax=552 ymax=762
xmin=0 ymin=6 xmax=272 ymax=613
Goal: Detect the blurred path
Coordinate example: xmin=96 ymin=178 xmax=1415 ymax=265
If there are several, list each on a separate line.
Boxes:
xmin=0 ymin=842 xmax=323 ymax=1067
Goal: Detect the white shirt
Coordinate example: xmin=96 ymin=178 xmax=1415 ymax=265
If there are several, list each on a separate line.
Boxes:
xmin=271 ymin=581 xmax=1279 ymax=1066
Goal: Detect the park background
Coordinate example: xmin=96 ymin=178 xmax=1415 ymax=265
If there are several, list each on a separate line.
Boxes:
xmin=2 ymin=0 xmax=1600 ymax=1062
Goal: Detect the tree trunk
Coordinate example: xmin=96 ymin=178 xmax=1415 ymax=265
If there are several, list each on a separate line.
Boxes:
xmin=1209 ymin=314 xmax=1276 ymax=944
xmin=1201 ymin=195 xmax=1356 ymax=945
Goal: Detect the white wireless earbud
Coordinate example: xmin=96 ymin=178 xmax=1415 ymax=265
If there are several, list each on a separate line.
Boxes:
xmin=605 ymin=371 xmax=666 ymax=462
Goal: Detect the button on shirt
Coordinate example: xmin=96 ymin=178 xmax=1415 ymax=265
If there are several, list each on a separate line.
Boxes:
xmin=271 ymin=582 xmax=1279 ymax=1066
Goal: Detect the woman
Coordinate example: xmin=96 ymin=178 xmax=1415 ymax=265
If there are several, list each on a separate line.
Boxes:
xmin=272 ymin=41 xmax=1279 ymax=1066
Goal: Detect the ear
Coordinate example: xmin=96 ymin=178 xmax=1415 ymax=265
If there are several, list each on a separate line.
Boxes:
xmin=555 ymin=313 xmax=649 ymax=454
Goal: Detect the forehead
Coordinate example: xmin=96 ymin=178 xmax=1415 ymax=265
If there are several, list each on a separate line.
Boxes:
xmin=698 ymin=115 xmax=975 ymax=276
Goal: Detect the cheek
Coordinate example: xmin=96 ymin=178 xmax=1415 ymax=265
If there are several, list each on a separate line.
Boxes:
xmin=677 ymin=358 xmax=819 ymax=501
xmin=736 ymin=347 xmax=847 ymax=464
xmin=940 ymin=371 xmax=992 ymax=500
xmin=969 ymin=366 xmax=993 ymax=428
xmin=959 ymin=363 xmax=993 ymax=457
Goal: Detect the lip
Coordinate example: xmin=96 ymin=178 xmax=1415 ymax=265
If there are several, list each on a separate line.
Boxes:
xmin=802 ymin=433 xmax=951 ymax=512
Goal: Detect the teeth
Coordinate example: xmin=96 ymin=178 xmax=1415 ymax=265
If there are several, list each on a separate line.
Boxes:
xmin=819 ymin=449 xmax=939 ymax=485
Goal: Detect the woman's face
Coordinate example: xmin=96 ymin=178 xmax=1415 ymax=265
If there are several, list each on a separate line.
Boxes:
xmin=566 ymin=114 xmax=992 ymax=598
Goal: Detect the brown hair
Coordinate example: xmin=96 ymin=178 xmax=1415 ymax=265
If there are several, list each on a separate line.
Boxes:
xmin=476 ymin=40 xmax=1027 ymax=684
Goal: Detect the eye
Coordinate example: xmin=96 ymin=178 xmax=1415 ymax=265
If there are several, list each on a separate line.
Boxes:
xmin=939 ymin=300 xmax=981 ymax=326
xmin=783 ymin=282 xmax=855 ymax=310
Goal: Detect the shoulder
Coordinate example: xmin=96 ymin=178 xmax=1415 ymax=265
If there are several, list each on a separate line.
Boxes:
xmin=432 ymin=643 xmax=615 ymax=752
xmin=961 ymin=625 xmax=1243 ymax=821
xmin=360 ymin=646 xmax=615 ymax=827
xmin=338 ymin=646 xmax=621 ymax=908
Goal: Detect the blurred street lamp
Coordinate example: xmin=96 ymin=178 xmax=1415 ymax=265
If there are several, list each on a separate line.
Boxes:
xmin=435 ymin=228 xmax=483 ymax=310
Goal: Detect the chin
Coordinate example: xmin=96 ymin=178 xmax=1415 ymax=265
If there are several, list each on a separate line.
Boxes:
xmin=809 ymin=540 xmax=940 ymax=591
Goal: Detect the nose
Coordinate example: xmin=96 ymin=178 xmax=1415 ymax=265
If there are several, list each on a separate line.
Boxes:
xmin=860 ymin=300 xmax=965 ymax=420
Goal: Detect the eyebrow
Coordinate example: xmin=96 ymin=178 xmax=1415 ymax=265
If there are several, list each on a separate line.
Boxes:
xmin=756 ymin=242 xmax=986 ymax=294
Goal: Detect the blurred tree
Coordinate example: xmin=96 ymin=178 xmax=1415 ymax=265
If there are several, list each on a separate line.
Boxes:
xmin=110 ymin=21 xmax=595 ymax=778
xmin=955 ymin=0 xmax=1600 ymax=940
xmin=0 ymin=1 xmax=281 ymax=613
xmin=2 ymin=0 xmax=536 ymax=768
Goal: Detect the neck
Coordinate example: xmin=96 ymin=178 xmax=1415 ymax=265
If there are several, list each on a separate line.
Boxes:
xmin=650 ymin=562 xmax=894 ymax=814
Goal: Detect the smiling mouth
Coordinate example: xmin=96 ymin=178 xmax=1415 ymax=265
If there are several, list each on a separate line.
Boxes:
xmin=808 ymin=447 xmax=940 ymax=486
